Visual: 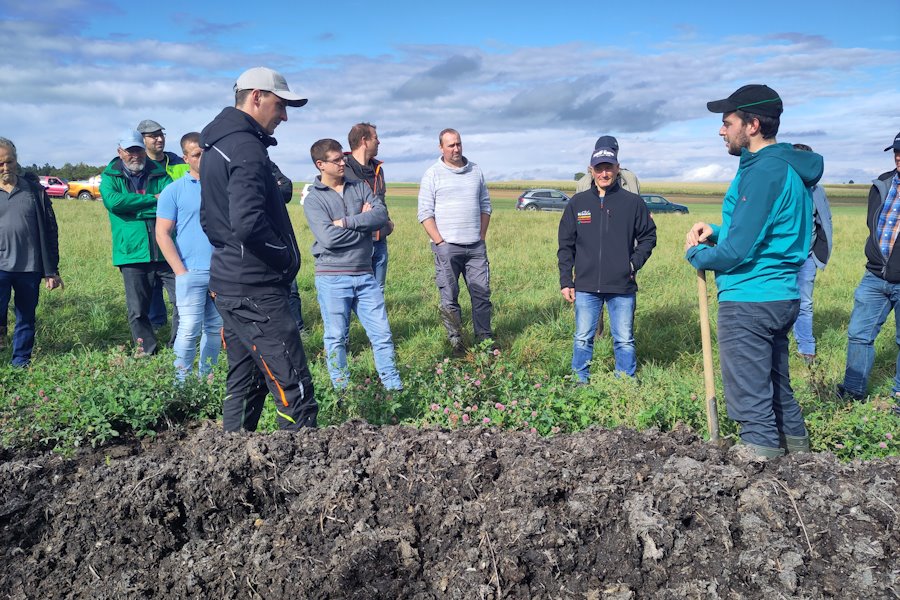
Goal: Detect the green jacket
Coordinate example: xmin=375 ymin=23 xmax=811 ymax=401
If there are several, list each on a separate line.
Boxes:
xmin=100 ymin=157 xmax=172 ymax=266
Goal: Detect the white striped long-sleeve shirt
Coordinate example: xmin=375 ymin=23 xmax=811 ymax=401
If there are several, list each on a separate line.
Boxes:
xmin=417 ymin=157 xmax=491 ymax=245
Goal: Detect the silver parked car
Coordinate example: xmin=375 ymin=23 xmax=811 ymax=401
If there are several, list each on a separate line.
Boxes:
xmin=516 ymin=188 xmax=570 ymax=211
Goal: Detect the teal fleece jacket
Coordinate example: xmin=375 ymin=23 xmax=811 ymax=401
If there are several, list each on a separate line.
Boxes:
xmin=685 ymin=142 xmax=823 ymax=302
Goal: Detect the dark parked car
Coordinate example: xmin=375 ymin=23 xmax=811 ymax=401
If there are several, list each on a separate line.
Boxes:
xmin=516 ymin=188 xmax=570 ymax=211
xmin=641 ymin=194 xmax=689 ymax=214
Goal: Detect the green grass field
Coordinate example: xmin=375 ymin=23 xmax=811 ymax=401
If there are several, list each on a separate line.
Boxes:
xmin=1 ymin=191 xmax=897 ymax=460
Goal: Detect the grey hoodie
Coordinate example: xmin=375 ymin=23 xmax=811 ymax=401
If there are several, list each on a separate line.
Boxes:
xmin=303 ymin=178 xmax=387 ymax=274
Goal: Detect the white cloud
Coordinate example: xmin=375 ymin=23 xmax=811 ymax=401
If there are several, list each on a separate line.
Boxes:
xmin=2 ymin=13 xmax=898 ymax=184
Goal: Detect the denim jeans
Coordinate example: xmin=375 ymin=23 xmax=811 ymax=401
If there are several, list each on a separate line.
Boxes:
xmin=149 ymin=280 xmax=167 ymax=327
xmin=572 ymin=292 xmax=636 ymax=381
xmin=718 ymin=300 xmax=806 ymax=448
xmin=842 ymin=271 xmax=900 ymax=397
xmin=372 ymin=240 xmax=388 ymax=291
xmin=0 ymin=271 xmax=42 ymax=366
xmin=791 ymin=255 xmax=818 ymax=355
xmin=173 ymin=270 xmax=223 ymax=382
xmin=315 ymin=273 xmax=402 ymax=390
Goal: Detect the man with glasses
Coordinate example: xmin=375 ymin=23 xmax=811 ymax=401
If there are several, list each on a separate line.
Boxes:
xmin=303 ymin=138 xmax=401 ymax=391
xmin=99 ymin=129 xmax=174 ymax=355
xmin=200 ymin=67 xmax=316 ymax=431
xmin=136 ymin=119 xmax=185 ymax=340
xmin=137 ymin=120 xmax=186 ymax=180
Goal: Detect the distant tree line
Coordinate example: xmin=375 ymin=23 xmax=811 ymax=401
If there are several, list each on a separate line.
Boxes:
xmin=20 ymin=162 xmax=105 ymax=181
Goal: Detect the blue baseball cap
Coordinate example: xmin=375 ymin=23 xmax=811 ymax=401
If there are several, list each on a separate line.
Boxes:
xmin=117 ymin=130 xmax=145 ymax=150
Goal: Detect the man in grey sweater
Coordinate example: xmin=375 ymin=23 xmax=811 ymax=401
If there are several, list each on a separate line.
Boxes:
xmin=303 ymin=138 xmax=402 ymax=390
xmin=417 ymin=128 xmax=494 ymax=356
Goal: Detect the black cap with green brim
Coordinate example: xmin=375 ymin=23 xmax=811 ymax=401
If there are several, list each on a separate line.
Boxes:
xmin=707 ymin=84 xmax=783 ymax=118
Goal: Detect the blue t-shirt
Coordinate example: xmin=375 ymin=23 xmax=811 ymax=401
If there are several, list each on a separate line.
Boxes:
xmin=156 ymin=175 xmax=214 ymax=270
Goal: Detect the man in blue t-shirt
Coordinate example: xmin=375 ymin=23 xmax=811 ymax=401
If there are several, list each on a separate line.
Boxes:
xmin=155 ymin=132 xmax=222 ymax=381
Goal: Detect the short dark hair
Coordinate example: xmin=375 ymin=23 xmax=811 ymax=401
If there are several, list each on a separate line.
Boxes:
xmin=734 ymin=109 xmax=780 ymax=140
xmin=180 ymin=132 xmax=200 ymax=153
xmin=348 ymin=123 xmax=376 ymax=150
xmin=310 ymin=138 xmax=343 ymax=166
xmin=439 ymin=128 xmax=460 ymax=146
xmin=234 ymin=88 xmax=273 ymax=107
xmin=792 ymin=143 xmax=813 ymax=152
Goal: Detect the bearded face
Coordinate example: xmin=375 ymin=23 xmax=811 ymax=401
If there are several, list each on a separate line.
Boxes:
xmin=117 ymin=147 xmax=147 ymax=174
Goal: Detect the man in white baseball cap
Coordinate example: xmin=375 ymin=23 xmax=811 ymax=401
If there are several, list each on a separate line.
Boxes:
xmin=199 ymin=68 xmax=316 ymax=432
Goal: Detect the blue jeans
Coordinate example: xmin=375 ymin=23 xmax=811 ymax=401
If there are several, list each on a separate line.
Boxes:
xmin=315 ymin=273 xmax=401 ymax=390
xmin=0 ymin=271 xmax=42 ymax=366
xmin=842 ymin=271 xmax=900 ymax=397
xmin=791 ymin=255 xmax=818 ymax=355
xmin=718 ymin=300 xmax=806 ymax=448
xmin=572 ymin=292 xmax=636 ymax=381
xmin=173 ymin=270 xmax=223 ymax=381
xmin=372 ymin=240 xmax=388 ymax=291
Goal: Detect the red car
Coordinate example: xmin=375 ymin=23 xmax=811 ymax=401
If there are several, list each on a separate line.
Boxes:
xmin=38 ymin=176 xmax=68 ymax=198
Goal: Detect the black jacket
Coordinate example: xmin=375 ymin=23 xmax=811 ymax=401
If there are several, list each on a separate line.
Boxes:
xmin=865 ymin=169 xmax=900 ymax=282
xmin=558 ymin=183 xmax=656 ymax=294
xmin=18 ymin=172 xmax=61 ymax=277
xmin=199 ymin=107 xmax=301 ymax=295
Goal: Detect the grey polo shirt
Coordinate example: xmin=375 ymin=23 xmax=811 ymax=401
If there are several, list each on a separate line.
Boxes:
xmin=0 ymin=180 xmax=41 ymax=272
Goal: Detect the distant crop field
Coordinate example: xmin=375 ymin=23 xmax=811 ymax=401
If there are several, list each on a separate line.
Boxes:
xmin=312 ymin=181 xmax=869 ymax=203
xmin=1 ymin=193 xmax=895 ymax=460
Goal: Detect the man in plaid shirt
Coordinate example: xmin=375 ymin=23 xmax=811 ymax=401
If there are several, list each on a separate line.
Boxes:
xmin=840 ymin=131 xmax=900 ymax=407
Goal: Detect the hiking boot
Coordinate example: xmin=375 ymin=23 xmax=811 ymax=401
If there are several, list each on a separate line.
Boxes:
xmin=450 ymin=337 xmax=466 ymax=358
xmin=783 ymin=434 xmax=810 ymax=454
xmin=836 ymin=384 xmax=865 ymax=402
xmin=744 ymin=442 xmax=786 ymax=459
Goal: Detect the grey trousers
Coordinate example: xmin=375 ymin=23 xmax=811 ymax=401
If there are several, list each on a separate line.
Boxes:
xmin=431 ymin=240 xmax=493 ymax=341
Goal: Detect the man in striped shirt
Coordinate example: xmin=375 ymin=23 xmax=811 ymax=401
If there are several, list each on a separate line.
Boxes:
xmin=839 ymin=131 xmax=900 ymax=408
xmin=417 ymin=129 xmax=494 ymax=356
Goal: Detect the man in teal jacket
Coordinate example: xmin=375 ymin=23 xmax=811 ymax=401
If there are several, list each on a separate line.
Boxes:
xmin=684 ymin=84 xmax=824 ymax=458
xmin=100 ymin=130 xmax=174 ymax=355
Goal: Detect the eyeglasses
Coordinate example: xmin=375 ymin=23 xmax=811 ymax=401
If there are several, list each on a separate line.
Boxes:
xmin=321 ymin=156 xmax=345 ymax=166
xmin=142 ymin=132 xmax=165 ymax=139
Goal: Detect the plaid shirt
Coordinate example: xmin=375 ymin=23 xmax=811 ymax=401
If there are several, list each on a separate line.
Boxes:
xmin=876 ymin=174 xmax=900 ymax=258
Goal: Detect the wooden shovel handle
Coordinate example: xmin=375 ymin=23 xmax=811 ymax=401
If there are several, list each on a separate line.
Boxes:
xmin=697 ymin=269 xmax=720 ymax=441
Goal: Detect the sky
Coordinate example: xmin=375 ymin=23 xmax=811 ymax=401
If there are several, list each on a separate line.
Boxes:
xmin=2 ymin=0 xmax=898 ymax=184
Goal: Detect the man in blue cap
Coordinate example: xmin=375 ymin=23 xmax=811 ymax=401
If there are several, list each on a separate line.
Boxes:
xmin=100 ymin=129 xmax=174 ymax=355
xmin=685 ymin=84 xmax=824 ymax=457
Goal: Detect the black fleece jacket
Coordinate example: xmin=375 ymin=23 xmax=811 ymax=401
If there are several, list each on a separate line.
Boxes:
xmin=558 ymin=183 xmax=656 ymax=294
xmin=199 ymin=107 xmax=301 ymax=296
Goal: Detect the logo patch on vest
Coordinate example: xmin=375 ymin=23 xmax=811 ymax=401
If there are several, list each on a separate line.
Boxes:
xmin=577 ymin=210 xmax=591 ymax=224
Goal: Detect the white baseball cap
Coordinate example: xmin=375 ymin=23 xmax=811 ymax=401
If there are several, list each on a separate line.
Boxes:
xmin=234 ymin=67 xmax=308 ymax=107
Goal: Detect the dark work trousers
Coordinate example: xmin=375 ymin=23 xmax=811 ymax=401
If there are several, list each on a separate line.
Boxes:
xmin=119 ymin=262 xmax=177 ymax=356
xmin=431 ymin=240 xmax=493 ymax=342
xmin=718 ymin=300 xmax=807 ymax=449
xmin=214 ymin=291 xmax=317 ymax=431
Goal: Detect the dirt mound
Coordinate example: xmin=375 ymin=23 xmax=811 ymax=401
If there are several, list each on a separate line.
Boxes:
xmin=1 ymin=421 xmax=898 ymax=599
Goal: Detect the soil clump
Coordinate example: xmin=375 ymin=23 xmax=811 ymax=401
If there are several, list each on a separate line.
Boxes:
xmin=1 ymin=421 xmax=898 ymax=598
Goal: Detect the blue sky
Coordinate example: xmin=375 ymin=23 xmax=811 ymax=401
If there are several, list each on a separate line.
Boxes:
xmin=2 ymin=0 xmax=898 ymax=183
